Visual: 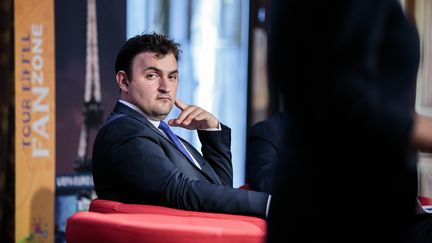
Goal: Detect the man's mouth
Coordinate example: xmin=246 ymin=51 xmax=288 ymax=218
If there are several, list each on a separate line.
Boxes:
xmin=157 ymin=96 xmax=171 ymax=101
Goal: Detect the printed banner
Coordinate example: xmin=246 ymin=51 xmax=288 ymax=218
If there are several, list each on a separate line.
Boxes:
xmin=54 ymin=0 xmax=125 ymax=240
xmin=14 ymin=0 xmax=55 ymax=242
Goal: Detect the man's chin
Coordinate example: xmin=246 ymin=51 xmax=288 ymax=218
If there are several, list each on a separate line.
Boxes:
xmin=152 ymin=110 xmax=171 ymax=120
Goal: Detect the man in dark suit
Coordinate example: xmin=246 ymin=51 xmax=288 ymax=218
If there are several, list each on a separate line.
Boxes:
xmin=92 ymin=33 xmax=270 ymax=218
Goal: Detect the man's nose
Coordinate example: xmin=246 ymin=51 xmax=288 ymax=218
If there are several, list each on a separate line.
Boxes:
xmin=158 ymin=77 xmax=170 ymax=92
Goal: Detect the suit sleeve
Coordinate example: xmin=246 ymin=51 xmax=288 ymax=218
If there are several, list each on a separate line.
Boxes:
xmin=197 ymin=123 xmax=233 ymax=187
xmin=246 ymin=121 xmax=279 ymax=193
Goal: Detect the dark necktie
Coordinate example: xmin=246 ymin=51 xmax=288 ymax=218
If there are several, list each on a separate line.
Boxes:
xmin=158 ymin=121 xmax=196 ymax=164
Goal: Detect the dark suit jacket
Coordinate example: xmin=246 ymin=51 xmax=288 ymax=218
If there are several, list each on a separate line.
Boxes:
xmin=92 ymin=102 xmax=269 ymax=218
xmin=246 ymin=112 xmax=291 ymax=194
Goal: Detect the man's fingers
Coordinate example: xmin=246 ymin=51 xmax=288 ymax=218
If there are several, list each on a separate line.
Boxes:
xmin=174 ymin=99 xmax=187 ymax=110
xmin=176 ymin=105 xmax=198 ymax=124
xmin=168 ymin=102 xmax=219 ymax=129
xmin=169 ymin=108 xmax=206 ymax=128
xmin=167 ymin=119 xmax=180 ymax=127
xmin=183 ymin=109 xmax=205 ymax=125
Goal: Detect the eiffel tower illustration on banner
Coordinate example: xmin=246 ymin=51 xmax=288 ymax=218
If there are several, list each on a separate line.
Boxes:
xmin=75 ymin=0 xmax=103 ymax=172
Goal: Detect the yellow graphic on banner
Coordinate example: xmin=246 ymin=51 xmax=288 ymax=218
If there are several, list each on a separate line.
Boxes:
xmin=14 ymin=0 xmax=55 ymax=242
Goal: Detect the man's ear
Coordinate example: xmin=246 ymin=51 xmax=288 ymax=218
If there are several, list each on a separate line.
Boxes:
xmin=116 ymin=71 xmax=129 ymax=91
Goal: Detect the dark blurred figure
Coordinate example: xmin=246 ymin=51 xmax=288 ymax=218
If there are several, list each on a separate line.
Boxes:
xmin=246 ymin=112 xmax=291 ymax=194
xmin=267 ymin=0 xmax=432 ymax=242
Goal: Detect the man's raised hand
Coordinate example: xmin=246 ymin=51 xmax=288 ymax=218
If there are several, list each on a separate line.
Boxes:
xmin=168 ymin=99 xmax=219 ymax=130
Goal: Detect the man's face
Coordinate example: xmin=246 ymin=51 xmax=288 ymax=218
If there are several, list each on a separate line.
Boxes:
xmin=123 ymin=52 xmax=178 ymax=120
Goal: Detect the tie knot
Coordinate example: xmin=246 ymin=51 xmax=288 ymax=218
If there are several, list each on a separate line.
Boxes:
xmin=159 ymin=121 xmax=176 ymax=138
xmin=158 ymin=120 xmax=169 ymax=130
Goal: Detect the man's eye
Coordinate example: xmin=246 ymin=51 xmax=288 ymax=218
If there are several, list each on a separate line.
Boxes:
xmin=146 ymin=74 xmax=158 ymax=79
xmin=169 ymin=75 xmax=178 ymax=80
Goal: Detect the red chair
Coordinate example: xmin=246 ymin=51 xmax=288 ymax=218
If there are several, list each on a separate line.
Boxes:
xmin=89 ymin=199 xmax=266 ymax=227
xmin=417 ymin=196 xmax=432 ymax=214
xmin=66 ymin=199 xmax=266 ymax=243
xmin=418 ymin=196 xmax=432 ymax=206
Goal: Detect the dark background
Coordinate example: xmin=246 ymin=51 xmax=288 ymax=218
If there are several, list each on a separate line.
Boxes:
xmin=55 ymin=0 xmax=126 ymax=174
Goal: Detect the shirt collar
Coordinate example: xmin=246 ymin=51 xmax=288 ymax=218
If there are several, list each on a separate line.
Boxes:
xmin=118 ymin=99 xmax=161 ymax=128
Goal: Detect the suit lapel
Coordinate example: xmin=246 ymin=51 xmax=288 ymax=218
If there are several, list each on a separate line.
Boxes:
xmin=113 ymin=102 xmax=219 ymax=182
xmin=114 ymin=102 xmax=165 ymax=137
xmin=179 ymin=137 xmax=222 ymax=184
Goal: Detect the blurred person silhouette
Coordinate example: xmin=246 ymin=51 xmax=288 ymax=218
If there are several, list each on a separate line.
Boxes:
xmin=92 ymin=33 xmax=271 ymax=218
xmin=246 ymin=111 xmax=291 ymax=194
xmin=267 ymin=0 xmax=432 ymax=242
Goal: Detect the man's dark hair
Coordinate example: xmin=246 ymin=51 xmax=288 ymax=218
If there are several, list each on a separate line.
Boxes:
xmin=115 ymin=32 xmax=181 ymax=78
